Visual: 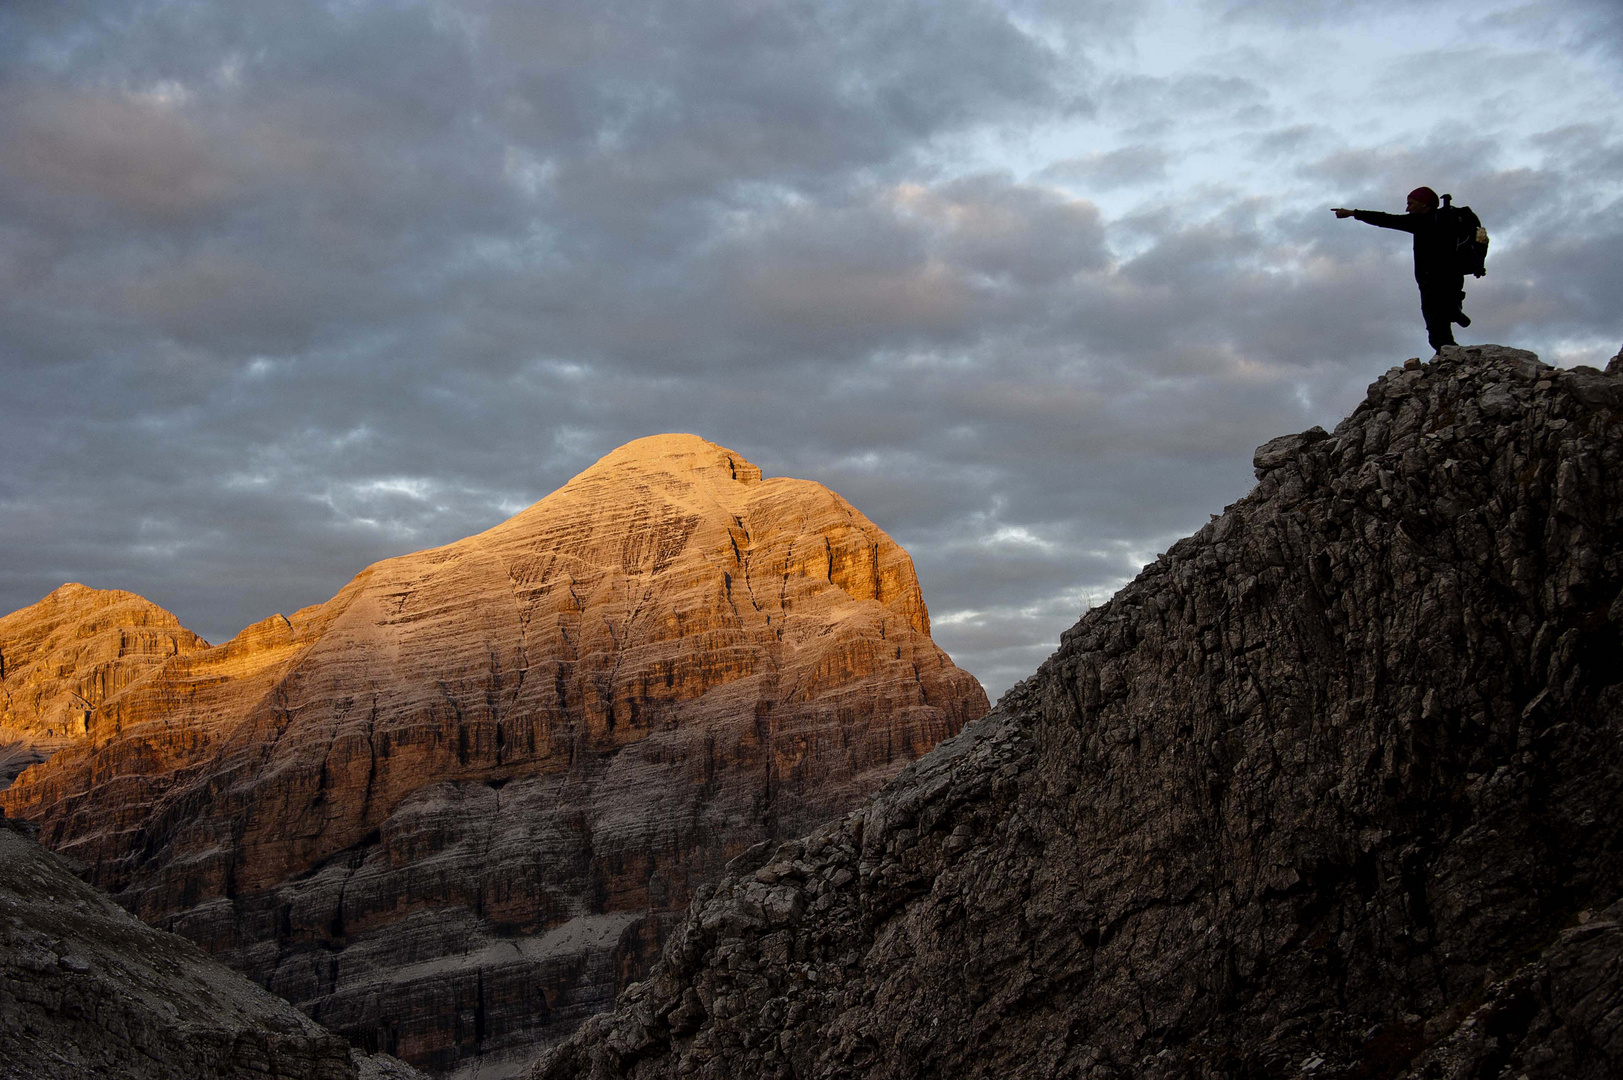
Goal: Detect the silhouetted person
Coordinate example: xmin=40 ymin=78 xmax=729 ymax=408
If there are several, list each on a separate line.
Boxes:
xmin=1333 ymin=187 xmax=1468 ymax=354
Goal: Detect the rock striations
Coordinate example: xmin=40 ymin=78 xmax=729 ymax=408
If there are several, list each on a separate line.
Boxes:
xmin=0 ymin=434 xmax=988 ymax=1077
xmin=0 ymin=584 xmax=208 ymax=790
xmin=1 ymin=815 xmax=426 ymax=1080
xmin=530 ymin=346 xmax=1623 ymax=1080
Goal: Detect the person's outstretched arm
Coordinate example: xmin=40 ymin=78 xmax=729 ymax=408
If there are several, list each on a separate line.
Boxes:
xmin=1332 ymin=207 xmax=1418 ymax=232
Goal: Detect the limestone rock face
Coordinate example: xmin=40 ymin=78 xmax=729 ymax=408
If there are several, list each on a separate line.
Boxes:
xmin=531 ymin=348 xmax=1623 ymax=1080
xmin=0 ymin=816 xmax=426 ymax=1080
xmin=1 ymin=434 xmax=987 ymax=1077
xmin=0 ymin=583 xmax=208 ymax=789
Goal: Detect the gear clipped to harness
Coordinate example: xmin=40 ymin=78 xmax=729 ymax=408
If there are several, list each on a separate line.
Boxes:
xmin=1440 ymin=193 xmax=1489 ymax=278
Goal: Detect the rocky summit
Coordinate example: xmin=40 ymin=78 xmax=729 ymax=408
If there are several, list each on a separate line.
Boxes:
xmin=0 ymin=434 xmax=988 ymax=1077
xmin=531 ymin=346 xmax=1623 ymax=1080
xmin=0 ymin=584 xmax=209 ymax=790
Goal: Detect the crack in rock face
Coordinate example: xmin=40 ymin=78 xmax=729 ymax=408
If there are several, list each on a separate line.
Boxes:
xmin=0 ymin=433 xmax=988 ymax=1078
xmin=529 ymin=346 xmax=1623 ymax=1080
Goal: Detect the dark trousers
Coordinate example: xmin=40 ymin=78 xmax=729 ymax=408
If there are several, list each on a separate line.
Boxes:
xmin=1419 ymin=276 xmax=1465 ymax=352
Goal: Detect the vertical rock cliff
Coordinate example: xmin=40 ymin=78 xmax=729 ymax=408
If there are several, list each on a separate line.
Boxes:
xmin=0 ymin=434 xmax=988 ymax=1077
xmin=530 ymin=346 xmax=1623 ymax=1080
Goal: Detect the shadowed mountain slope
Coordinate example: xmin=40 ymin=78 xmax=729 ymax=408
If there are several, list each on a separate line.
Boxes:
xmin=1 ymin=434 xmax=987 ymax=1077
xmin=531 ymin=346 xmax=1623 ymax=1080
xmin=1 ymin=816 xmax=426 ymax=1080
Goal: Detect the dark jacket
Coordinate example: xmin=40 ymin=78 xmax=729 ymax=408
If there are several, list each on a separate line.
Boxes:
xmin=1352 ymin=209 xmax=1459 ymax=286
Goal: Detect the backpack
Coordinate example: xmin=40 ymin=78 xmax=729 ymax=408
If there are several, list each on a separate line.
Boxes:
xmin=1440 ymin=194 xmax=1489 ymax=277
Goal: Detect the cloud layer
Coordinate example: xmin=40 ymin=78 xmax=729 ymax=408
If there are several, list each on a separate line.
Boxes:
xmin=4 ymin=0 xmax=1620 ymax=697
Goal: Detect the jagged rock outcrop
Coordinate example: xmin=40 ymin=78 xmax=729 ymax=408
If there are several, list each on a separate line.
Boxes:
xmin=531 ymin=346 xmax=1623 ymax=1080
xmin=0 ymin=434 xmax=986 ymax=1078
xmin=1 ymin=815 xmax=426 ymax=1080
xmin=0 ymin=584 xmax=208 ymax=789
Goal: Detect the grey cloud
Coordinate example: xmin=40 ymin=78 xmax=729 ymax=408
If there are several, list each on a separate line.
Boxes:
xmin=1210 ymin=0 xmax=1448 ymax=27
xmin=3 ymin=0 xmax=1078 ymax=377
xmin=716 ymin=176 xmax=1108 ymax=312
xmin=1471 ymin=0 xmax=1623 ymax=64
xmin=1251 ymin=124 xmax=1325 ymax=158
xmin=479 ymin=0 xmax=1072 ymax=216
xmin=0 ymin=87 xmax=245 ymax=228
xmin=1301 ymin=137 xmax=1504 ymax=200
xmin=1121 ymin=212 xmax=1265 ymax=287
xmin=1040 ymin=145 xmax=1169 ymax=189
xmin=1529 ymin=124 xmax=1623 ymax=191
xmin=1373 ymin=46 xmax=1595 ymax=143
xmin=1103 ymin=72 xmax=1270 ymax=125
xmin=450 ymin=174 xmax=1115 ymax=375
xmin=1478 ymin=214 xmax=1623 ymax=335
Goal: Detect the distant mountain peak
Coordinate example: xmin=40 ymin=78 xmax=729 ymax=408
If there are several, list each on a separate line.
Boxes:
xmin=0 ymin=584 xmax=207 ymax=788
xmin=1 ymin=434 xmax=985 ymax=1076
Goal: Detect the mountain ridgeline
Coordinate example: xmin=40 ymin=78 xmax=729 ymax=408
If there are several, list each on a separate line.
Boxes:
xmin=532 ymin=346 xmax=1623 ymax=1080
xmin=0 ymin=434 xmax=988 ymax=1078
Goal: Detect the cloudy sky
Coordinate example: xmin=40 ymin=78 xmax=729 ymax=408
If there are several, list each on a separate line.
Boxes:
xmin=3 ymin=0 xmax=1620 ymax=699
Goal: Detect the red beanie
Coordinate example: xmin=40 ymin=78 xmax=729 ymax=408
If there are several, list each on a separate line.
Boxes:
xmin=1408 ymin=186 xmax=1439 ymax=209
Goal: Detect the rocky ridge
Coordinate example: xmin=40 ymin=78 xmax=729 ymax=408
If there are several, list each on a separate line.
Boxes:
xmin=0 ymin=434 xmax=986 ymax=1077
xmin=0 ymin=583 xmax=208 ymax=789
xmin=532 ymin=346 xmax=1623 ymax=1080
xmin=1 ymin=814 xmax=426 ymax=1080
